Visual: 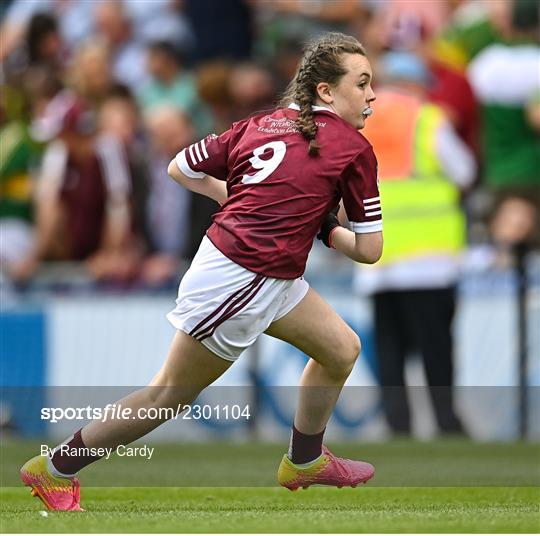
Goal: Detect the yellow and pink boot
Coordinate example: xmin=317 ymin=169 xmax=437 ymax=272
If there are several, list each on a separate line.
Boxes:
xmin=20 ymin=455 xmax=83 ymax=511
xmin=278 ymin=445 xmax=375 ymax=490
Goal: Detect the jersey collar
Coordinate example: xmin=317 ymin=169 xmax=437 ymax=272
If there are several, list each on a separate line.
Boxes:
xmin=288 ymin=103 xmax=336 ymax=114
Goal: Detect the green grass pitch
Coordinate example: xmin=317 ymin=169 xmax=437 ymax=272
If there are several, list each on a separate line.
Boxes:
xmin=1 ymin=440 xmax=539 ymax=533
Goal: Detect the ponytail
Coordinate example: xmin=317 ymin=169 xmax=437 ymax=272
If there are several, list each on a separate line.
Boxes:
xmin=279 ymin=33 xmax=366 ymax=157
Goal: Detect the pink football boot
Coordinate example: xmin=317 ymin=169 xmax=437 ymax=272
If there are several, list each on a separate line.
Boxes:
xmin=20 ymin=455 xmax=83 ymax=511
xmin=278 ymin=445 xmax=375 ymax=490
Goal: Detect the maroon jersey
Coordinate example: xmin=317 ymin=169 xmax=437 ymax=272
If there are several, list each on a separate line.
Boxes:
xmin=175 ymin=104 xmax=381 ymax=279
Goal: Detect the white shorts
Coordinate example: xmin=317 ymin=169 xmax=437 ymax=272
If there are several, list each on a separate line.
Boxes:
xmin=167 ymin=236 xmax=309 ymax=361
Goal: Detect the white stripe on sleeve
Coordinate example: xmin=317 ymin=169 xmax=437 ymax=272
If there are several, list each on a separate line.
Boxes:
xmin=175 ymin=149 xmax=206 ymax=179
xmin=188 ymin=144 xmax=198 ymax=164
xmin=193 ymin=142 xmax=202 ymax=162
xmin=350 ymin=220 xmax=383 ymax=233
xmin=200 ymin=138 xmax=209 ymax=158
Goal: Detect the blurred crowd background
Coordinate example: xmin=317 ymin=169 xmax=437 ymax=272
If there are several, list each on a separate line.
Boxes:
xmin=1 ymin=0 xmax=538 ymax=288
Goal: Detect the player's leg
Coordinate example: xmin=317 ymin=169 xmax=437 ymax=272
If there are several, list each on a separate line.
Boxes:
xmin=81 ymin=330 xmax=232 ymax=449
xmin=266 ymin=288 xmax=374 ymax=489
xmin=266 ymin=287 xmax=360 ymax=434
xmin=21 ymin=330 xmax=231 ymax=510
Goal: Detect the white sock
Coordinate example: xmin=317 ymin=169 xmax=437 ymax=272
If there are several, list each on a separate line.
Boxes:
xmin=46 ymin=450 xmax=76 ymax=479
xmin=290 ymin=454 xmax=324 ymax=469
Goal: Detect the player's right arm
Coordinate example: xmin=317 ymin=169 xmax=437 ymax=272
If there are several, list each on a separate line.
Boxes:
xmin=167 ymin=159 xmax=227 ymax=205
xmin=167 ymin=131 xmax=235 ymax=205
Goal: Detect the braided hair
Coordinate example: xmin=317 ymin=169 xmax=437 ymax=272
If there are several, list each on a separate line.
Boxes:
xmin=279 ymin=33 xmax=366 ymax=156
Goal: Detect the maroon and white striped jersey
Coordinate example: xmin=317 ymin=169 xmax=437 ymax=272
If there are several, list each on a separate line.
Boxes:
xmin=175 ymin=104 xmax=381 ymax=279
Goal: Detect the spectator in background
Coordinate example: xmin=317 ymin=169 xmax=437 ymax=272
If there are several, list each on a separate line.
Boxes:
xmin=138 ymin=40 xmax=212 ymax=137
xmin=10 ymin=92 xmax=134 ymax=283
xmin=139 ymin=106 xmax=197 ymax=286
xmin=424 ymin=48 xmax=479 ymax=155
xmin=360 ymin=0 xmax=446 ymax=59
xmin=123 ymin=0 xmax=193 ymax=51
xmin=467 ymin=0 xmax=539 ymax=200
xmin=67 ymin=41 xmax=116 ymax=111
xmin=355 ymin=51 xmax=476 ymax=436
xmin=490 ymin=196 xmax=539 ymax=254
xmin=97 ymin=85 xmax=151 ymax=268
xmin=466 ymin=194 xmax=540 ymax=275
xmin=271 ymin=36 xmax=305 ymax=94
xmin=1 ymin=66 xmax=63 ymax=279
xmin=257 ymin=0 xmax=363 ymax=43
xmin=227 ymin=62 xmax=276 ymax=121
xmin=25 ymin=13 xmax=66 ymax=76
xmin=196 ymin=61 xmax=235 ymax=134
xmin=1 ymin=0 xmax=94 ymax=64
xmin=2 ymin=11 xmax=66 ymax=84
xmin=433 ymin=0 xmax=508 ymax=71
xmin=0 ymin=85 xmax=40 ymax=277
xmin=98 ymin=85 xmax=141 ymax=151
xmin=386 ymin=3 xmax=480 ymax=154
xmin=181 ymin=0 xmax=254 ymax=65
xmin=361 ymin=0 xmax=479 ymax=154
xmin=93 ymin=1 xmax=148 ymax=91
xmin=23 ymin=67 xmax=65 ymax=142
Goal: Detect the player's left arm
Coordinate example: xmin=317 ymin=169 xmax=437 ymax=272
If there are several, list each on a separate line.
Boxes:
xmin=331 ymin=145 xmax=383 ymax=264
xmin=317 ymin=205 xmax=382 ymax=263
xmin=332 ymin=226 xmax=383 ymax=264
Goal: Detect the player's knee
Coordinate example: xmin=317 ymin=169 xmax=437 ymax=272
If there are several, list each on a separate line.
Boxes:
xmin=332 ymin=331 xmax=361 ymax=376
xmin=345 ymin=332 xmax=361 ymax=367
xmin=351 ymin=332 xmax=361 ymax=360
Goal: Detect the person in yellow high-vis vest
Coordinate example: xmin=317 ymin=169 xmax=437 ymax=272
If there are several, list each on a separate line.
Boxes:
xmin=355 ymin=51 xmax=476 ymax=435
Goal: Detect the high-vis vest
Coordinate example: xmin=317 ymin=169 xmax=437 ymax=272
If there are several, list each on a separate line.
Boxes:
xmin=362 ymin=90 xmax=465 ymax=265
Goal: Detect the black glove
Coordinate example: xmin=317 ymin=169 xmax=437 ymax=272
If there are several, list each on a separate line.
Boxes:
xmin=317 ymin=205 xmax=340 ymax=248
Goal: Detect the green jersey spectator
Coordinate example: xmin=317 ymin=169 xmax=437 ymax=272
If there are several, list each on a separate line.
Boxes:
xmin=466 ymin=0 xmax=540 ymax=191
xmin=0 ymin=120 xmax=37 ymax=222
xmin=0 ymin=116 xmax=40 ymax=273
